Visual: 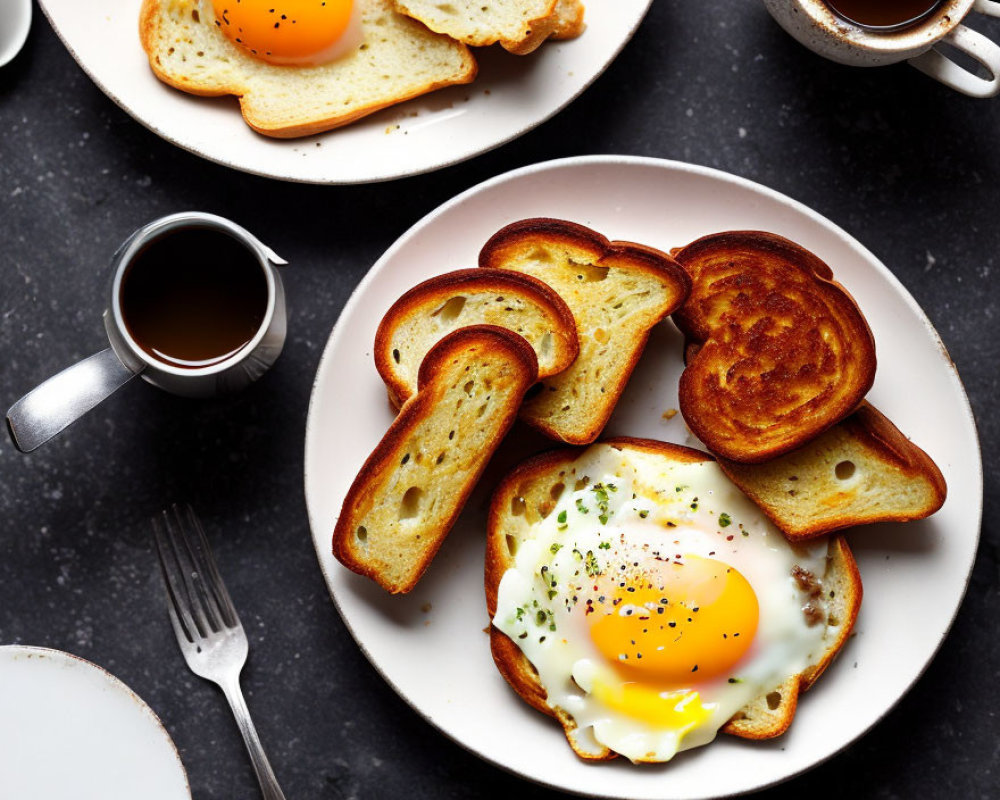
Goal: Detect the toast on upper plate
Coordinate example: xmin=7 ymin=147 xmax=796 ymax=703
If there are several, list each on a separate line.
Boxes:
xmin=139 ymin=0 xmax=477 ymax=138
xmin=718 ymin=401 xmax=947 ymax=540
xmin=391 ymin=0 xmax=584 ymax=54
xmin=333 ymin=326 xmax=537 ymax=594
xmin=672 ymin=231 xmax=876 ymax=464
xmin=374 ymin=268 xmax=579 ymax=408
xmin=479 ymin=218 xmax=691 ymax=445
xmin=486 ymin=438 xmax=862 ymax=761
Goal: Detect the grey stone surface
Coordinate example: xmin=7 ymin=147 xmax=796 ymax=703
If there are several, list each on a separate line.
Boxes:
xmin=1 ymin=2 xmax=997 ymax=798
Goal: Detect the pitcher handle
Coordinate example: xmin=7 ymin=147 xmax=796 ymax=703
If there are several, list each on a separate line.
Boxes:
xmin=6 ymin=348 xmax=139 ymax=452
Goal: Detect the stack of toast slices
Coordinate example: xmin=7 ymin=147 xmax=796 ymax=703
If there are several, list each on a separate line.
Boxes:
xmin=330 ymin=217 xmax=947 ymax=759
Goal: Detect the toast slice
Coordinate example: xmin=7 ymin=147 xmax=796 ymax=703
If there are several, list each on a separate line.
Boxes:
xmin=672 ymin=231 xmax=876 ymax=464
xmin=486 ymin=438 xmax=862 ymax=760
xmin=333 ymin=326 xmax=538 ymax=594
xmin=139 ymin=0 xmax=477 ymax=138
xmin=374 ymin=268 xmax=579 ymax=408
xmin=550 ymin=0 xmax=587 ymax=39
xmin=391 ymin=0 xmax=582 ymax=54
xmin=718 ymin=401 xmax=947 ymax=540
xmin=479 ymin=219 xmax=691 ymax=445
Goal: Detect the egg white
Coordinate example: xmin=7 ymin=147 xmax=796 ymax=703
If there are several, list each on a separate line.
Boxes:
xmin=492 ymin=444 xmax=836 ymax=763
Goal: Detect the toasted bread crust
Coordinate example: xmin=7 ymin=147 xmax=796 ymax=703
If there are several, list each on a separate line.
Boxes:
xmin=550 ymin=0 xmax=587 ymax=39
xmin=719 ymin=401 xmax=947 ymax=540
xmin=139 ymin=0 xmax=477 ymax=138
xmin=333 ymin=326 xmax=537 ymax=594
xmin=486 ymin=439 xmax=862 ymax=758
xmin=392 ymin=0 xmax=563 ymax=54
xmin=673 ymin=231 xmax=876 ymax=464
xmin=374 ymin=268 xmax=579 ymax=408
xmin=480 ymin=219 xmax=691 ymax=445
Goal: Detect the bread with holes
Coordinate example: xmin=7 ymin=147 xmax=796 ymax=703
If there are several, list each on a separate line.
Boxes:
xmin=486 ymin=438 xmax=862 ymax=761
xmin=333 ymin=326 xmax=538 ymax=594
xmin=139 ymin=0 xmax=477 ymax=138
xmin=717 ymin=401 xmax=947 ymax=540
xmin=672 ymin=231 xmax=876 ymax=464
xmin=391 ymin=0 xmax=584 ymax=54
xmin=375 ymin=268 xmax=579 ymax=408
xmin=479 ymin=218 xmax=691 ymax=445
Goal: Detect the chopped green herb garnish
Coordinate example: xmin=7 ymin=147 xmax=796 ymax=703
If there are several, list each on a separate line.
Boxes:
xmin=598 ymin=513 xmax=609 ymax=525
xmin=557 ymin=510 xmax=567 ymax=524
xmin=719 ymin=513 xmax=732 ymax=528
xmin=585 ymin=550 xmax=601 ymax=577
xmin=638 ymin=509 xmax=650 ymax=519
xmin=598 ymin=541 xmax=611 ymax=550
xmin=576 ymin=498 xmax=589 ymax=514
xmin=550 ymin=543 xmax=563 ymax=554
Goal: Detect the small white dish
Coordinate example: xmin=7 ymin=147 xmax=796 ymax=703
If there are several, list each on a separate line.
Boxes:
xmin=0 ymin=0 xmax=31 ymax=68
xmin=0 ymin=645 xmax=191 ymax=800
xmin=36 ymin=0 xmax=652 ymax=184
xmin=304 ymin=156 xmax=982 ymax=798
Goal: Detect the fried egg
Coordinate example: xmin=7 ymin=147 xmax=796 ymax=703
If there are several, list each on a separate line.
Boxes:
xmin=211 ymin=0 xmax=363 ymax=65
xmin=492 ymin=444 xmax=835 ymax=763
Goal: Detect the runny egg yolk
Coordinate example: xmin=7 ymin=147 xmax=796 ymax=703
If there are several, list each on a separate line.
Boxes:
xmin=589 ymin=555 xmax=760 ymax=685
xmin=212 ymin=0 xmax=357 ymax=66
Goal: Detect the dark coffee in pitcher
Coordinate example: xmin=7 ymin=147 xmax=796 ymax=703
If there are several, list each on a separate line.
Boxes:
xmin=120 ymin=227 xmax=268 ymax=369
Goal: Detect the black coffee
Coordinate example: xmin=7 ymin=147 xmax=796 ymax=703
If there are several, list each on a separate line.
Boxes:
xmin=120 ymin=228 xmax=268 ymax=369
xmin=825 ymin=0 xmax=942 ymax=29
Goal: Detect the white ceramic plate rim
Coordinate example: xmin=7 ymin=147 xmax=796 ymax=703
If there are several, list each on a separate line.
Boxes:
xmin=304 ymin=155 xmax=983 ymax=798
xmin=0 ymin=644 xmax=191 ymax=799
xmin=37 ymin=0 xmax=652 ymax=184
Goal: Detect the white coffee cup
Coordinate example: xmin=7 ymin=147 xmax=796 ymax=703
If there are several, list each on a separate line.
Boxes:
xmin=762 ymin=0 xmax=1000 ymax=97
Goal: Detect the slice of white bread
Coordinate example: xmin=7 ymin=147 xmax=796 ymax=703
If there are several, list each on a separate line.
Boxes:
xmin=486 ymin=438 xmax=862 ymax=759
xmin=333 ymin=326 xmax=538 ymax=594
xmin=718 ymin=401 xmax=947 ymax=541
xmin=374 ymin=268 xmax=579 ymax=408
xmin=139 ymin=0 xmax=477 ymax=138
xmin=479 ymin=219 xmax=692 ymax=445
xmin=391 ymin=0 xmax=583 ymax=54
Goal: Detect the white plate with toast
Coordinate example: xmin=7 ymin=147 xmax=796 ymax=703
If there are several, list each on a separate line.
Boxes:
xmin=0 ymin=645 xmax=191 ymax=800
xmin=304 ymin=156 xmax=982 ymax=798
xmin=38 ymin=0 xmax=651 ymax=184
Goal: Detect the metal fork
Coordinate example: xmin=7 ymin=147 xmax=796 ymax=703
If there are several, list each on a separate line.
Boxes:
xmin=152 ymin=504 xmax=287 ymax=800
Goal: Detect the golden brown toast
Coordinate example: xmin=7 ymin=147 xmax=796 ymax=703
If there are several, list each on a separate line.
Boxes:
xmin=480 ymin=219 xmax=691 ymax=445
xmin=139 ymin=0 xmax=477 ymax=138
xmin=718 ymin=401 xmax=947 ymax=540
xmin=374 ymin=268 xmax=578 ymax=408
xmin=391 ymin=0 xmax=582 ymax=54
xmin=486 ymin=438 xmax=862 ymax=760
xmin=333 ymin=325 xmax=537 ymax=594
xmin=672 ymin=231 xmax=876 ymax=464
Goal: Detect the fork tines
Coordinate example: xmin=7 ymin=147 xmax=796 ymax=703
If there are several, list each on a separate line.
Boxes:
xmin=152 ymin=503 xmax=240 ymax=643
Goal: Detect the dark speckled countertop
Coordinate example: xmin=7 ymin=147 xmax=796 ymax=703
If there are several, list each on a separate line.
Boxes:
xmin=1 ymin=2 xmax=998 ymax=798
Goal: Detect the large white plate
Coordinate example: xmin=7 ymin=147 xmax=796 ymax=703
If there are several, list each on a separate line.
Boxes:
xmin=304 ymin=156 xmax=982 ymax=798
xmin=0 ymin=645 xmax=191 ymax=800
xmin=38 ymin=0 xmax=651 ymax=184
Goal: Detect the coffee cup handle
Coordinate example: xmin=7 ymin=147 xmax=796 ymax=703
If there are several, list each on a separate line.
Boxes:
xmin=5 ymin=348 xmax=139 ymax=453
xmin=908 ymin=1 xmax=1000 ymax=98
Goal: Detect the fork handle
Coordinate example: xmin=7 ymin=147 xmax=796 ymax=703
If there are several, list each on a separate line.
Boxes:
xmin=219 ymin=677 xmax=288 ymax=800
